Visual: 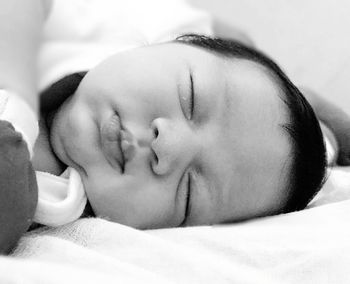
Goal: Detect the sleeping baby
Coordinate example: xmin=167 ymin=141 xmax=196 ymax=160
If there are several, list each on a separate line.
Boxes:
xmin=4 ymin=0 xmax=350 ymax=253
xmin=32 ymin=36 xmax=327 ymax=230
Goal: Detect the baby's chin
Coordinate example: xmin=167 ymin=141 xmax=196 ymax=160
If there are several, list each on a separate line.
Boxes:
xmin=49 ymin=130 xmax=75 ymax=171
xmin=49 ymin=108 xmax=96 ymax=177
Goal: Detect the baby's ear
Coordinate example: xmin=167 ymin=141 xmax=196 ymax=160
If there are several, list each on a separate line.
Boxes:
xmin=0 ymin=120 xmax=38 ymax=255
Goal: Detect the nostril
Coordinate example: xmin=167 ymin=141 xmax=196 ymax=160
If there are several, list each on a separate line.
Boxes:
xmin=153 ymin=151 xmax=159 ymax=164
xmin=150 ymin=150 xmax=159 ymax=174
xmin=151 ymin=119 xmax=159 ymax=139
xmin=153 ymin=126 xmax=159 ymax=138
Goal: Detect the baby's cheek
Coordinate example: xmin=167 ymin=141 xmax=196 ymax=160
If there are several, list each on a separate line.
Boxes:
xmin=83 ymin=173 xmax=131 ymax=213
xmin=83 ymin=172 xmax=162 ymax=227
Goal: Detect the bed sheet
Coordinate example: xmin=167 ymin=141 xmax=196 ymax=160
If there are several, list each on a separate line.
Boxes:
xmin=0 ymin=166 xmax=348 ymax=283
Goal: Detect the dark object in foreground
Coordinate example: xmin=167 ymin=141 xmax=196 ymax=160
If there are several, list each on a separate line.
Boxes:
xmin=0 ymin=120 xmax=38 ymax=255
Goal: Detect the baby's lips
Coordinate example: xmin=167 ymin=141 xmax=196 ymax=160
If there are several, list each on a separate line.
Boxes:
xmin=104 ymin=115 xmax=121 ymax=141
xmin=120 ymin=129 xmax=136 ymax=163
xmin=100 ymin=114 xmax=124 ymax=171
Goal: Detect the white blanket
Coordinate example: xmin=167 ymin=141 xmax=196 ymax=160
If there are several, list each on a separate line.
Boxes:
xmin=0 ymin=167 xmax=349 ymax=283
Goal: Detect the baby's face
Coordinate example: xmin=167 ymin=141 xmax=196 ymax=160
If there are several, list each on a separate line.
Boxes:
xmin=51 ymin=43 xmax=291 ymax=229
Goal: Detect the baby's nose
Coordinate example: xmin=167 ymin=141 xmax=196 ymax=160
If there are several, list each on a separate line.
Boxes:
xmin=149 ymin=118 xmax=197 ymax=176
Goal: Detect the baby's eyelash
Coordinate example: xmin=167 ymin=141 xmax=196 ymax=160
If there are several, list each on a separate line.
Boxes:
xmin=189 ymin=73 xmax=195 ymax=118
xmin=183 ymin=172 xmax=192 ymax=224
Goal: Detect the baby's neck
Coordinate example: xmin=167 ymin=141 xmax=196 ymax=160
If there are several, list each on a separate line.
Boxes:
xmin=32 ymin=112 xmax=67 ymax=175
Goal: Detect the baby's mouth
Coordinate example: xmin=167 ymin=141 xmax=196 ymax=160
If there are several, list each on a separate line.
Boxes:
xmin=100 ymin=113 xmax=125 ymax=172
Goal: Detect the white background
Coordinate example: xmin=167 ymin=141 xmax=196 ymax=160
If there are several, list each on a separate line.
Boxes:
xmin=191 ymin=0 xmax=350 ymax=114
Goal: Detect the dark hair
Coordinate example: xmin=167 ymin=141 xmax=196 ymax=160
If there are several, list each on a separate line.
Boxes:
xmin=175 ymin=34 xmax=327 ymax=214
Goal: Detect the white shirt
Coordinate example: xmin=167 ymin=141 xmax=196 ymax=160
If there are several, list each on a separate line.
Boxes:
xmin=39 ymin=0 xmax=213 ymax=91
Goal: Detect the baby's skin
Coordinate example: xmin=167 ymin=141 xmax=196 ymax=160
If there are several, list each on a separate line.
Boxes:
xmin=31 ymin=23 xmax=350 ymax=231
xmin=36 ymin=42 xmax=350 ymax=230
xmin=34 ymin=43 xmax=292 ymax=229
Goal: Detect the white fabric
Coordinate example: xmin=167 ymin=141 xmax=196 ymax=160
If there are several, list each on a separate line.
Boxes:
xmin=308 ymin=168 xmax=350 ymax=208
xmin=38 ymin=0 xmax=213 ymax=91
xmin=34 ymin=167 xmax=87 ymax=227
xmin=0 ymin=166 xmax=348 ymax=283
xmin=0 ymin=89 xmax=39 ymax=158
